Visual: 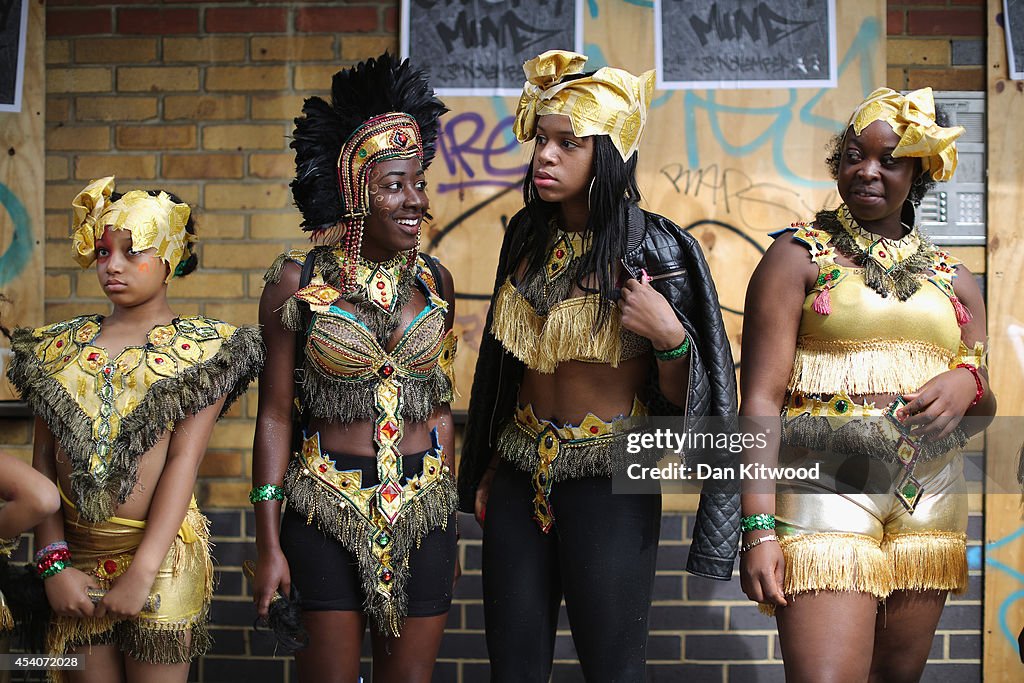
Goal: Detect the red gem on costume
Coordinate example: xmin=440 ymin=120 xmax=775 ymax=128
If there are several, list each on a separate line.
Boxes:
xmin=589 ymin=426 xmax=600 ymax=434
xmin=380 ymin=481 xmax=402 ymax=504
xmin=318 ymin=463 xmax=328 ymax=473
xmin=379 ymin=421 xmax=399 ymax=441
xmin=380 ymin=364 xmax=394 ymax=377
xmin=103 ymin=367 xmax=112 ymax=375
xmin=87 ymin=352 xmax=99 ymax=361
xmin=63 ymin=356 xmax=70 ymax=362
xmin=395 ymin=131 xmax=408 ymax=146
xmin=182 ymin=343 xmax=190 ymax=350
xmin=103 ymin=559 xmax=118 ymax=575
xmin=381 ymin=569 xmax=393 ymax=583
xmin=555 ymin=249 xmax=564 ymax=258
xmin=55 ymin=341 xmax=63 ymax=348
xmin=376 ymin=281 xmax=386 ymax=289
xmin=878 ymin=251 xmax=886 ymax=258
xmin=824 ymin=273 xmax=833 ymax=281
xmin=155 ymin=357 xmax=164 ymax=364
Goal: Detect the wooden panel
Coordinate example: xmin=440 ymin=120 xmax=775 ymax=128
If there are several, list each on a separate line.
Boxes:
xmin=983 ymin=0 xmax=1024 ymax=679
xmin=0 ymin=0 xmax=44 ymax=401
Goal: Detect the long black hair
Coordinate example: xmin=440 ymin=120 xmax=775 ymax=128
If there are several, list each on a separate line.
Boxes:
xmin=509 ymin=134 xmax=642 ymax=326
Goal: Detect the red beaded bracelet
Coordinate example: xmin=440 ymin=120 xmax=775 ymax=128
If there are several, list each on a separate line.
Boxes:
xmin=955 ymin=363 xmax=984 ymax=406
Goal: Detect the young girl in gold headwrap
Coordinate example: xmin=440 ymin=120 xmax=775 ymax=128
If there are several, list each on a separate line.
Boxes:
xmin=7 ymin=177 xmax=264 ymax=682
xmin=739 ymin=88 xmax=995 ymax=681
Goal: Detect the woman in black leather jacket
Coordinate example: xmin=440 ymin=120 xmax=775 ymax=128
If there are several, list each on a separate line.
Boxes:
xmin=458 ymin=50 xmax=739 ymax=681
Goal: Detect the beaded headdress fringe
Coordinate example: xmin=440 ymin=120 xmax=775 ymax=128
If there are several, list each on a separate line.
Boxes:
xmin=283 ymin=459 xmax=456 ymax=637
xmin=788 ymin=340 xmax=953 ymax=396
xmin=8 ymin=325 xmax=264 ymax=522
xmin=758 ymin=531 xmax=966 ymax=616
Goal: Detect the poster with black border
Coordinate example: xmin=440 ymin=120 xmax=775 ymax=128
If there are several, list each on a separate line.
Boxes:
xmin=655 ymin=0 xmax=837 ymax=90
xmin=1005 ymin=0 xmax=1024 ymax=79
xmin=401 ymin=0 xmax=584 ymax=97
xmin=0 ymin=0 xmax=26 ymax=112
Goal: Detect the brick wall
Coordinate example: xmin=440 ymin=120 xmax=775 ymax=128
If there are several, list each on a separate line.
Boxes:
xmin=0 ymin=1 xmax=989 ymax=681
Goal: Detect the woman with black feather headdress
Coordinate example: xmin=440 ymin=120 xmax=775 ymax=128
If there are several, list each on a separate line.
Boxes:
xmin=251 ymin=53 xmax=458 ymax=681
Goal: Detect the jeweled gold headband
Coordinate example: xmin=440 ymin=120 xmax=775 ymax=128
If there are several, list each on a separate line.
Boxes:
xmin=337 ymin=113 xmax=424 ymax=224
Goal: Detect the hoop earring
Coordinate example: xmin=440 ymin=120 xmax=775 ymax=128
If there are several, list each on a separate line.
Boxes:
xmin=587 ymin=177 xmax=596 ymax=212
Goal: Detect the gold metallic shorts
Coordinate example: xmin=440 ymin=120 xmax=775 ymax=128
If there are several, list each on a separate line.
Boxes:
xmin=768 ymin=449 xmax=967 ymax=611
xmin=49 ymin=487 xmax=213 ymax=675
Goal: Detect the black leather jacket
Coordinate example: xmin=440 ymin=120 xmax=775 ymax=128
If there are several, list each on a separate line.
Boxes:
xmin=458 ymin=204 xmax=740 ymax=580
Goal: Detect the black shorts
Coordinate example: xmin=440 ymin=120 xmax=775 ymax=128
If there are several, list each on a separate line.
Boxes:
xmin=280 ymin=449 xmax=457 ymax=617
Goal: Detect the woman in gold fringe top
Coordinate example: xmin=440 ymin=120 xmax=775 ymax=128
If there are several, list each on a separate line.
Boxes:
xmin=739 ymin=88 xmax=996 ymax=681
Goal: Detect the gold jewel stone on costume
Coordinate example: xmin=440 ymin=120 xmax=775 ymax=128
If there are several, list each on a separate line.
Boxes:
xmin=544 ymin=229 xmax=586 ymax=283
xmin=836 ymin=205 xmax=922 ymax=276
xmin=356 ymin=254 xmax=406 ymax=314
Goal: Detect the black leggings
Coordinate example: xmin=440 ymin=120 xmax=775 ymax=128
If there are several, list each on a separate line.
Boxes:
xmin=482 ymin=459 xmax=662 ymax=682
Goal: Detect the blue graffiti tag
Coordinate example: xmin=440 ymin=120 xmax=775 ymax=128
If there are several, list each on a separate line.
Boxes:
xmin=985 ymin=525 xmax=1024 ymax=648
xmin=0 ymin=181 xmax=33 ymax=287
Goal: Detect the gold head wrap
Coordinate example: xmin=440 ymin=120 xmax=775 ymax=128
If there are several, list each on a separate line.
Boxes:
xmin=847 ymin=87 xmax=964 ymax=182
xmin=513 ymin=50 xmax=655 ymax=162
xmin=71 ymin=176 xmax=196 ymax=283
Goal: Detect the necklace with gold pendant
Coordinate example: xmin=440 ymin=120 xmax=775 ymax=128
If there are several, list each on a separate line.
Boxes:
xmin=356 ymin=254 xmax=408 ymax=314
xmin=824 ymin=204 xmax=933 ymax=300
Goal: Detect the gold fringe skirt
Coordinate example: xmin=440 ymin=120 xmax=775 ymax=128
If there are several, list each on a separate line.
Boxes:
xmin=48 ymin=492 xmax=213 ymax=681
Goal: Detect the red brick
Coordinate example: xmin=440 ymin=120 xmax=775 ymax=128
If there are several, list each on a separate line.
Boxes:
xmin=46 ymin=9 xmax=112 ymax=37
xmin=385 ymin=6 xmax=398 ymax=33
xmin=49 ymin=0 xmax=150 ymax=5
xmin=118 ymin=8 xmax=198 ymax=35
xmin=951 ymin=0 xmax=983 ymax=5
xmin=887 ymin=10 xmax=905 ymax=36
xmin=295 ymin=7 xmax=378 ymax=33
xmin=207 ymin=8 xmax=287 ymax=33
xmin=907 ymin=10 xmax=984 ymax=36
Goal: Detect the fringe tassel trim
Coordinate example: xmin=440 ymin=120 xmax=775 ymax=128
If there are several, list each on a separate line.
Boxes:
xmin=788 ymin=338 xmax=953 ymax=396
xmin=283 ymin=458 xmax=457 ymax=637
xmin=883 ymin=531 xmax=967 ymax=594
xmin=781 ymin=412 xmax=967 ymax=464
xmin=8 ymin=324 xmax=265 ymax=523
xmin=495 ymin=416 xmax=649 ymax=481
xmin=0 ymin=605 xmax=13 ymax=631
xmin=491 ymin=280 xmax=625 ymax=374
xmin=298 ymin=363 xmax=452 ymax=424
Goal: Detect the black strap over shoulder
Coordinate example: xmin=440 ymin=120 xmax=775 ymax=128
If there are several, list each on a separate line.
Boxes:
xmin=421 ymin=253 xmax=445 ymax=301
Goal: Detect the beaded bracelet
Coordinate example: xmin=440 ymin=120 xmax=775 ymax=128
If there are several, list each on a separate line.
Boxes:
xmin=955 ymin=363 xmax=984 ymax=406
xmin=36 ymin=546 xmax=72 ymax=579
xmin=740 ymin=513 xmax=776 ymax=532
xmin=249 ymin=484 xmax=285 ymax=504
xmin=740 ymin=534 xmax=779 ymax=554
xmin=654 ymin=335 xmax=691 ymax=362
xmin=34 ymin=540 xmax=68 ymax=564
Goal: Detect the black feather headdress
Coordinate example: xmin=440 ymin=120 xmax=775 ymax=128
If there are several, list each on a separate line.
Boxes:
xmin=290 ymin=52 xmax=447 ymax=232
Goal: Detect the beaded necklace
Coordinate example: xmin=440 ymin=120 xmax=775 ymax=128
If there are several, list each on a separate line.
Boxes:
xmin=819 ymin=204 xmax=934 ymax=300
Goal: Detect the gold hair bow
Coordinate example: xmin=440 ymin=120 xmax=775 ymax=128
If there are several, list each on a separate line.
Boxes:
xmin=848 ymin=87 xmax=964 ymax=182
xmin=513 ymin=50 xmax=656 ymax=162
xmin=71 ymin=177 xmax=195 ymax=282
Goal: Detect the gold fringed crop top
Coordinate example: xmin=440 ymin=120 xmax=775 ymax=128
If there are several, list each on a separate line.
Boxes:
xmin=786 ymin=221 xmax=984 ymax=398
xmin=271 ymin=250 xmax=458 ymax=424
xmin=491 ymin=278 xmax=650 ymax=374
xmin=7 ymin=315 xmax=264 ymax=523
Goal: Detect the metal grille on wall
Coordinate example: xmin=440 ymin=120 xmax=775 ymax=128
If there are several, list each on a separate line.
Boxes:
xmin=919 ymin=91 xmax=986 ymax=246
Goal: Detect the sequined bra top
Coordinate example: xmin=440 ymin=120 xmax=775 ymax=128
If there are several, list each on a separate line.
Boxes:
xmin=268 ymin=250 xmax=457 ymax=424
xmin=489 ymin=228 xmax=650 ymax=374
xmin=786 ymin=217 xmax=982 ymax=399
xmin=297 ymin=279 xmax=450 ymax=383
